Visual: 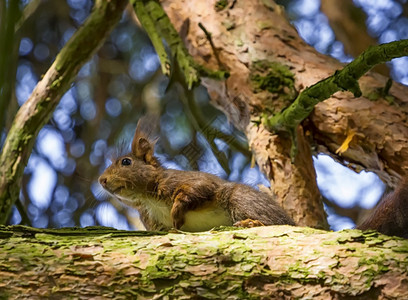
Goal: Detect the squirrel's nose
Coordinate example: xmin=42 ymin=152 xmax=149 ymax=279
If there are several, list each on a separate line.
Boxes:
xmin=99 ymin=176 xmax=107 ymax=187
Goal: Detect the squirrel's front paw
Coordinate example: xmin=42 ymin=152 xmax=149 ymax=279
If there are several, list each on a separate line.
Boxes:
xmin=171 ymin=205 xmax=185 ymax=229
xmin=172 ymin=218 xmax=185 ymax=230
xmin=234 ymin=219 xmax=265 ymax=228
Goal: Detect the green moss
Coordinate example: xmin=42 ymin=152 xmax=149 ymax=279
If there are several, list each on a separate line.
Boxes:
xmin=250 ymin=60 xmax=296 ymax=99
xmin=364 ymin=91 xmax=381 ymax=101
xmin=235 ymin=39 xmax=244 ymax=47
xmin=393 ymin=244 xmax=408 ymax=253
xmin=50 ymin=76 xmax=62 ymax=88
xmin=215 ymin=0 xmax=228 ymax=11
xmin=336 ymin=230 xmax=366 ymax=244
xmin=0 ymin=225 xmax=167 ymax=238
xmin=256 ymin=20 xmax=274 ymax=30
xmin=261 ymin=0 xmax=277 ymax=11
xmin=384 ymin=95 xmax=395 ymax=104
xmin=211 ymin=225 xmax=241 ymax=232
xmin=0 ymin=230 xmax=12 ymax=238
xmin=363 ymin=81 xmax=395 ymax=104
xmin=288 ymin=262 xmax=311 ymax=278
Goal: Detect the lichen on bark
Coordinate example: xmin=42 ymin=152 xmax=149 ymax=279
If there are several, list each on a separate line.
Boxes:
xmin=248 ymin=60 xmax=298 ymax=126
xmin=0 ymin=225 xmax=407 ymax=298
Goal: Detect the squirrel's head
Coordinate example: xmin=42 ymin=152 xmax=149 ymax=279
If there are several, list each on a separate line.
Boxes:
xmin=98 ymin=117 xmax=161 ymax=202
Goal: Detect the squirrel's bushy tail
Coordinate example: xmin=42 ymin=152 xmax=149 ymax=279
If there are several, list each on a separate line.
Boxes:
xmin=357 ymin=182 xmax=408 ymax=238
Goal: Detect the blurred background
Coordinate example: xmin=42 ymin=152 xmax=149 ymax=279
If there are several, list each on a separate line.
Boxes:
xmin=1 ymin=0 xmax=407 ymax=230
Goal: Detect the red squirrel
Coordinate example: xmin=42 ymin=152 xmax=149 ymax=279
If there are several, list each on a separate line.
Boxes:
xmin=99 ymin=118 xmax=408 ymax=237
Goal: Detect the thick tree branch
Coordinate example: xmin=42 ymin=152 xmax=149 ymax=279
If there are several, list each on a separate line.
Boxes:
xmin=0 ymin=0 xmax=128 ymax=225
xmin=264 ymin=40 xmax=408 ymax=156
xmin=0 ymin=225 xmax=407 ymax=298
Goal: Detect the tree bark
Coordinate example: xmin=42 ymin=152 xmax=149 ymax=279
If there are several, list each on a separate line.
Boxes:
xmin=0 ymin=225 xmax=407 ymax=299
xmin=160 ymin=0 xmax=408 ymax=228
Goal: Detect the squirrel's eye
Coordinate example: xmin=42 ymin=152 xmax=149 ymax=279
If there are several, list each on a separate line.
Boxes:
xmin=121 ymin=158 xmax=132 ymax=166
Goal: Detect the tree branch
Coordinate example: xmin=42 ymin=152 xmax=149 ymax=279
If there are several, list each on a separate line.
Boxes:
xmin=0 ymin=225 xmax=407 ymax=298
xmin=0 ymin=0 xmax=21 ymax=133
xmin=0 ymin=0 xmax=128 ymax=225
xmin=131 ymin=0 xmax=229 ymax=89
xmin=264 ymin=40 xmax=408 ymax=156
xmin=132 ymin=0 xmax=171 ymax=77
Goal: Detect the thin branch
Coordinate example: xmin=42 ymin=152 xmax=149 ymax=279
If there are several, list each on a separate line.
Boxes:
xmin=15 ymin=0 xmax=42 ymax=33
xmin=132 ymin=0 xmax=171 ymax=76
xmin=198 ymin=22 xmax=223 ymax=68
xmin=180 ymin=86 xmax=230 ymax=174
xmin=184 ymin=88 xmax=250 ymax=158
xmin=0 ymin=0 xmax=21 ymax=134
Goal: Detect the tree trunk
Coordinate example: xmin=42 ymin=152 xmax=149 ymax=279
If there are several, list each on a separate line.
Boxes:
xmin=160 ymin=0 xmax=408 ymax=228
xmin=0 ymin=225 xmax=407 ymax=299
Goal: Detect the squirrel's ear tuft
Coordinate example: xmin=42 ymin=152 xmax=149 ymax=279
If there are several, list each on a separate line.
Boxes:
xmin=137 ymin=138 xmax=151 ymax=155
xmin=131 ymin=116 xmax=160 ymax=167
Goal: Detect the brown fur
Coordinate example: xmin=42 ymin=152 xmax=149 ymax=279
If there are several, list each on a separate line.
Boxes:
xmin=358 ymin=183 xmax=408 ymax=238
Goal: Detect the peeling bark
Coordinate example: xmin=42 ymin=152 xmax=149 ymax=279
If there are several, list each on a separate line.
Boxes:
xmin=311 ymin=76 xmax=408 ymax=187
xmin=0 ymin=225 xmax=407 ymax=299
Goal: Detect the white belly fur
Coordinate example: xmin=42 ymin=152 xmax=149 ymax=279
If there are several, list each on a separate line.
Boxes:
xmin=120 ymin=194 xmax=232 ymax=232
xmin=181 ymin=205 xmax=232 ymax=232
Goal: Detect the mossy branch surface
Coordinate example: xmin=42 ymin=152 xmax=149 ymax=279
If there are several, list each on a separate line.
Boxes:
xmin=0 ymin=225 xmax=407 ymax=298
xmin=132 ymin=0 xmax=171 ymax=77
xmin=0 ymin=0 xmax=128 ymax=225
xmin=131 ymin=0 xmax=229 ymax=89
xmin=264 ymin=39 xmax=408 ymax=148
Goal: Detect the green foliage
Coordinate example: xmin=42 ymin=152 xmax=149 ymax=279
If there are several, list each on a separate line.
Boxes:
xmin=215 ymin=0 xmax=229 ymax=11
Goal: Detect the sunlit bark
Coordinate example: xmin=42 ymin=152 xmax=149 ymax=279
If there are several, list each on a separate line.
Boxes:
xmin=1 ymin=225 xmax=407 ymax=299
